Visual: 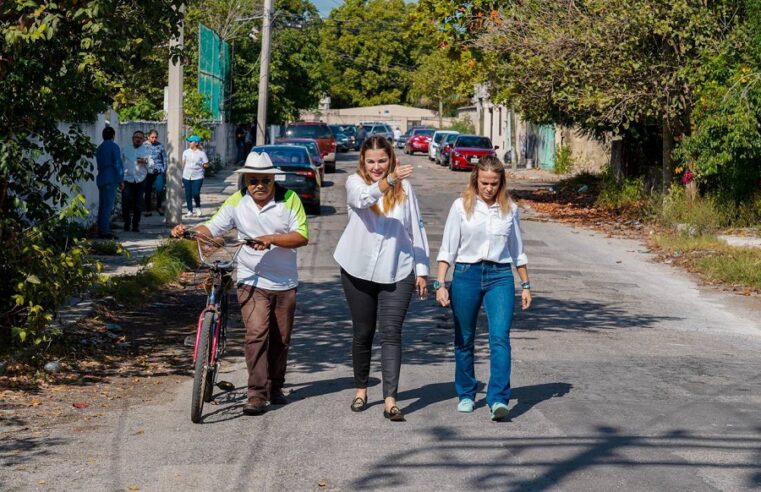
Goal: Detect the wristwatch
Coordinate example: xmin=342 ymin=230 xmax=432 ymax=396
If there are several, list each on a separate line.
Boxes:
xmin=433 ymin=280 xmax=443 ymax=289
xmin=521 ymin=281 xmax=531 ymax=290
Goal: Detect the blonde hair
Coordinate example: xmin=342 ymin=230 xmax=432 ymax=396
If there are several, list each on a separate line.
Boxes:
xmin=461 ymin=154 xmax=513 ymax=218
xmin=357 ymin=135 xmax=406 ymax=215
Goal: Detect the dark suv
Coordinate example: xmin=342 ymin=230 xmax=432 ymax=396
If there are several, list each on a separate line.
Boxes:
xmin=284 ymin=121 xmax=337 ymax=172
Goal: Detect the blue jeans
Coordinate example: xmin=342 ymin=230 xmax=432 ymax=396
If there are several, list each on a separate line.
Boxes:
xmin=450 ymin=261 xmax=515 ymax=406
xmin=153 ymin=172 xmax=165 ymax=210
xmin=97 ymin=183 xmax=117 ymax=235
xmin=183 ymin=178 xmax=203 ymax=212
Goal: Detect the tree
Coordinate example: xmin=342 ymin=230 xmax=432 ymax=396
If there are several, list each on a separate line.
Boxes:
xmin=0 ymin=0 xmax=183 ymax=345
xmin=319 ymin=0 xmax=418 ymax=108
xmin=420 ymin=0 xmax=739 ymax=191
xmin=409 ymin=49 xmax=478 ymax=120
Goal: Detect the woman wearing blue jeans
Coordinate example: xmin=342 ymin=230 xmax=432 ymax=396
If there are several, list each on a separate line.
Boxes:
xmin=435 ymin=155 xmax=532 ymax=421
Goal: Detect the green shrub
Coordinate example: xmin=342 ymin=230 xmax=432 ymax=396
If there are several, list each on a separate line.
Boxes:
xmin=658 ymin=185 xmax=728 ymax=234
xmin=445 ymin=117 xmax=476 ymax=134
xmin=554 ymin=145 xmax=574 ymax=175
xmin=595 ymin=169 xmax=645 ymax=212
xmin=3 ymin=197 xmax=102 ymax=346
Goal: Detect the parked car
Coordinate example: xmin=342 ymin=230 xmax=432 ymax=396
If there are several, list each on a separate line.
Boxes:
xmin=329 ymin=124 xmax=354 ymax=152
xmin=429 ymin=130 xmax=459 ymax=161
xmin=448 ymin=135 xmax=497 ymax=171
xmin=340 ymin=125 xmax=360 ymax=150
xmin=362 ymin=123 xmax=394 ymax=142
xmin=396 ymin=128 xmax=412 ymax=149
xmin=274 ymin=137 xmax=325 ymax=181
xmin=436 ymin=132 xmax=460 ymax=166
xmin=284 ymin=121 xmax=336 ymax=172
xmin=404 ymin=128 xmax=435 ymax=155
xmin=253 ymin=145 xmax=321 ymax=214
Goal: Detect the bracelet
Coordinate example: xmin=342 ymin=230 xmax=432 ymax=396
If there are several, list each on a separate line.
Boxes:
xmin=386 ymin=174 xmax=396 ymax=186
xmin=521 ymin=281 xmax=531 ymax=290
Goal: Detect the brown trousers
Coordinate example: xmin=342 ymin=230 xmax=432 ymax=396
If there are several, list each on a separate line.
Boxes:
xmin=237 ymin=284 xmax=296 ymax=402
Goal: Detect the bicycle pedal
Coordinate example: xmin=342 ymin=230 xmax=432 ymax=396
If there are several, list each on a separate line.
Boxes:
xmin=217 ymin=380 xmax=235 ymax=391
xmin=183 ymin=335 xmax=195 ymax=347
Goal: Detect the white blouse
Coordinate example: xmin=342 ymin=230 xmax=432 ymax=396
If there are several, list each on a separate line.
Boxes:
xmin=334 ymin=174 xmax=430 ymax=284
xmin=437 ymin=197 xmax=528 ymax=266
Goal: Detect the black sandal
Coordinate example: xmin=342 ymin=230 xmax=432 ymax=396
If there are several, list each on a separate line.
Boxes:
xmin=350 ymin=396 xmax=367 ymax=412
xmin=383 ymin=405 xmax=405 ymax=422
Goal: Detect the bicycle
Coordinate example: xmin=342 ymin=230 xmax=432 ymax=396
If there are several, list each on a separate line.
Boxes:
xmin=182 ymin=229 xmax=250 ymax=423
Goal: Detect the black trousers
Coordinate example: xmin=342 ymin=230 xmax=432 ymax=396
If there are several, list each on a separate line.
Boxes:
xmin=340 ymin=268 xmax=415 ymax=399
xmin=121 ymin=181 xmax=144 ymax=230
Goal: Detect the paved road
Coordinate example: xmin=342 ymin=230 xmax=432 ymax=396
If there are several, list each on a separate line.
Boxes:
xmin=4 ymin=152 xmax=761 ymax=491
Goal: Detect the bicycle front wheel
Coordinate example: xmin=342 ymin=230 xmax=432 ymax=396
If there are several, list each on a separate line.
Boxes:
xmin=191 ymin=311 xmax=214 ymax=423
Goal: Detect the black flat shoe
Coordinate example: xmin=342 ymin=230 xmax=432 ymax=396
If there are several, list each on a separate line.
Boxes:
xmin=242 ymin=400 xmax=267 ymax=416
xmin=270 ymin=391 xmax=288 ymax=406
xmin=350 ymin=396 xmax=367 ymax=412
xmin=383 ymin=406 xmax=405 ymax=422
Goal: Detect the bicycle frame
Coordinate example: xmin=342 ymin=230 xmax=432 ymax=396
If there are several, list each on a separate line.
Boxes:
xmin=192 ymin=269 xmax=231 ymax=367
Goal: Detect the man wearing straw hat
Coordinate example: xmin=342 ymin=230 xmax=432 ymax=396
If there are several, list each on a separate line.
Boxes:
xmin=172 ymin=151 xmax=309 ymax=416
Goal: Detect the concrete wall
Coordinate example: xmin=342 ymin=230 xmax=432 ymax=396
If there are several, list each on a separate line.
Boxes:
xmin=52 ymin=112 xmax=236 ymax=224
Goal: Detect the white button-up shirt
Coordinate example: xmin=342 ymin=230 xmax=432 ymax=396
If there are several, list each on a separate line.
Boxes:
xmin=437 ymin=197 xmax=528 ymax=266
xmin=121 ymin=143 xmax=153 ymax=183
xmin=205 ymin=189 xmax=309 ymax=291
xmin=334 ymin=174 xmax=430 ymax=284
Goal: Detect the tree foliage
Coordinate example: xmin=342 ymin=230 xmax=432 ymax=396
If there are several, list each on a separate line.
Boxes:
xmin=0 ymin=0 xmax=183 ymax=345
xmin=319 ymin=0 xmax=419 ymax=108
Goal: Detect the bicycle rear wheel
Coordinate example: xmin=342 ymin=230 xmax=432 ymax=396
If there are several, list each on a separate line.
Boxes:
xmin=191 ymin=311 xmax=214 ymax=423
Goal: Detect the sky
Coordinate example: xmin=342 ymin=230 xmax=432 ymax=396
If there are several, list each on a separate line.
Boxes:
xmin=314 ymin=0 xmax=342 ymax=17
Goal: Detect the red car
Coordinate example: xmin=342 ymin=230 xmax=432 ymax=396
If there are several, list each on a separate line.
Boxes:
xmin=284 ymin=121 xmax=337 ymax=173
xmin=448 ymin=135 xmax=497 ymax=171
xmin=403 ymin=128 xmax=435 ymax=155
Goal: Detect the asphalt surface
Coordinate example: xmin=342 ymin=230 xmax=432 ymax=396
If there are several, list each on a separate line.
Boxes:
xmin=3 ymin=151 xmax=761 ymax=491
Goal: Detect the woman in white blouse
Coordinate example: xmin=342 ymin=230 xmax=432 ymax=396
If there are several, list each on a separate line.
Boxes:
xmin=334 ymin=135 xmax=430 ymax=422
xmin=435 ymin=155 xmax=532 ymax=421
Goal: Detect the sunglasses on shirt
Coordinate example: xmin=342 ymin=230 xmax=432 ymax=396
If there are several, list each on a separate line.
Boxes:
xmin=248 ymin=177 xmax=272 ymax=186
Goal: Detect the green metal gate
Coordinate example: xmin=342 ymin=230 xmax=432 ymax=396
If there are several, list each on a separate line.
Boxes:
xmin=198 ymin=24 xmax=231 ymax=122
xmin=537 ymin=124 xmax=555 ymax=170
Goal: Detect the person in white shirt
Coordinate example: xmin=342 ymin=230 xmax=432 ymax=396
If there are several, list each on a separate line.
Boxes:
xmin=393 ymin=126 xmax=402 ymax=142
xmin=121 ymin=130 xmax=153 ymax=232
xmin=435 ymin=155 xmax=532 ymax=421
xmin=334 ymin=135 xmax=430 ymax=422
xmin=182 ymin=135 xmax=209 ymax=217
xmin=171 ymin=151 xmax=309 ymax=416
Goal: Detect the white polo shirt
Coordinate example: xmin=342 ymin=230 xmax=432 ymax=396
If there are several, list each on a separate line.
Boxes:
xmin=204 ymin=188 xmax=309 ymax=290
xmin=334 ymin=174 xmax=430 ymax=284
xmin=437 ymin=197 xmax=528 ymax=266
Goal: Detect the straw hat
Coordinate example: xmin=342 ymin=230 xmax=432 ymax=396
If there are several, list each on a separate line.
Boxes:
xmin=234 ymin=151 xmax=285 ymax=175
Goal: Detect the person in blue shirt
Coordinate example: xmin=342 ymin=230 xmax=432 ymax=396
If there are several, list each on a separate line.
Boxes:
xmin=144 ymin=129 xmax=167 ymax=216
xmin=95 ymin=126 xmax=123 ymax=239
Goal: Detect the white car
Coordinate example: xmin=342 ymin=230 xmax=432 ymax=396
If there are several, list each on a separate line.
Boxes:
xmin=429 ymin=130 xmax=459 ymax=161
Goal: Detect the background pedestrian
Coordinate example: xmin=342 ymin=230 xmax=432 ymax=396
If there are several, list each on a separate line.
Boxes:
xmin=95 ymin=126 xmax=123 ymax=239
xmin=121 ymin=130 xmax=152 ymax=232
xmin=144 ymin=129 xmax=167 ymax=216
xmin=182 ymin=135 xmax=209 ymax=217
xmin=435 ymin=155 xmax=532 ymax=421
xmin=333 ymin=135 xmax=430 ymax=422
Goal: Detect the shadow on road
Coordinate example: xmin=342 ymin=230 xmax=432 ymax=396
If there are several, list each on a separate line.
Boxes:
xmin=352 ymin=425 xmax=761 ymax=490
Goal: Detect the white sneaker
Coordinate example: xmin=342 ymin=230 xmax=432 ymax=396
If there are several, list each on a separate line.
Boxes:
xmin=193 ymin=208 xmax=203 ymax=217
xmin=183 ymin=210 xmax=194 ymax=218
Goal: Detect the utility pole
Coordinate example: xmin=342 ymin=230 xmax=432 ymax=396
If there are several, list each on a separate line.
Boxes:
xmin=256 ymin=0 xmax=273 ymax=146
xmin=166 ymin=8 xmax=184 ymax=226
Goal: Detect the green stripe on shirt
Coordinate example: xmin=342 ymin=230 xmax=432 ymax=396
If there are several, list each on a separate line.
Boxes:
xmin=284 ymin=189 xmax=309 ymax=239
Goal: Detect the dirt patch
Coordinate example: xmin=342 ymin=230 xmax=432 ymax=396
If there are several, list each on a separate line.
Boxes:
xmin=0 ymin=272 xmax=242 ymax=440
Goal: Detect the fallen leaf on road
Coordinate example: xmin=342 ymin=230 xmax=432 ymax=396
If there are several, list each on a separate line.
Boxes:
xmin=72 ymin=402 xmax=88 ymax=409
xmin=134 ymin=429 xmax=144 ymax=435
xmin=128 ymin=486 xmax=141 ymax=491
xmin=318 ymin=481 xmax=328 ymax=488
xmin=37 ymin=480 xmax=47 ymax=485
xmin=30 ymin=399 xmax=42 ymax=407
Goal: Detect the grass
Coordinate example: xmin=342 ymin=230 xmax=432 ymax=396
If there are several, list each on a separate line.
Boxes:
xmin=650 ymin=234 xmax=761 ymax=291
xmin=99 ymin=239 xmax=199 ymax=302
